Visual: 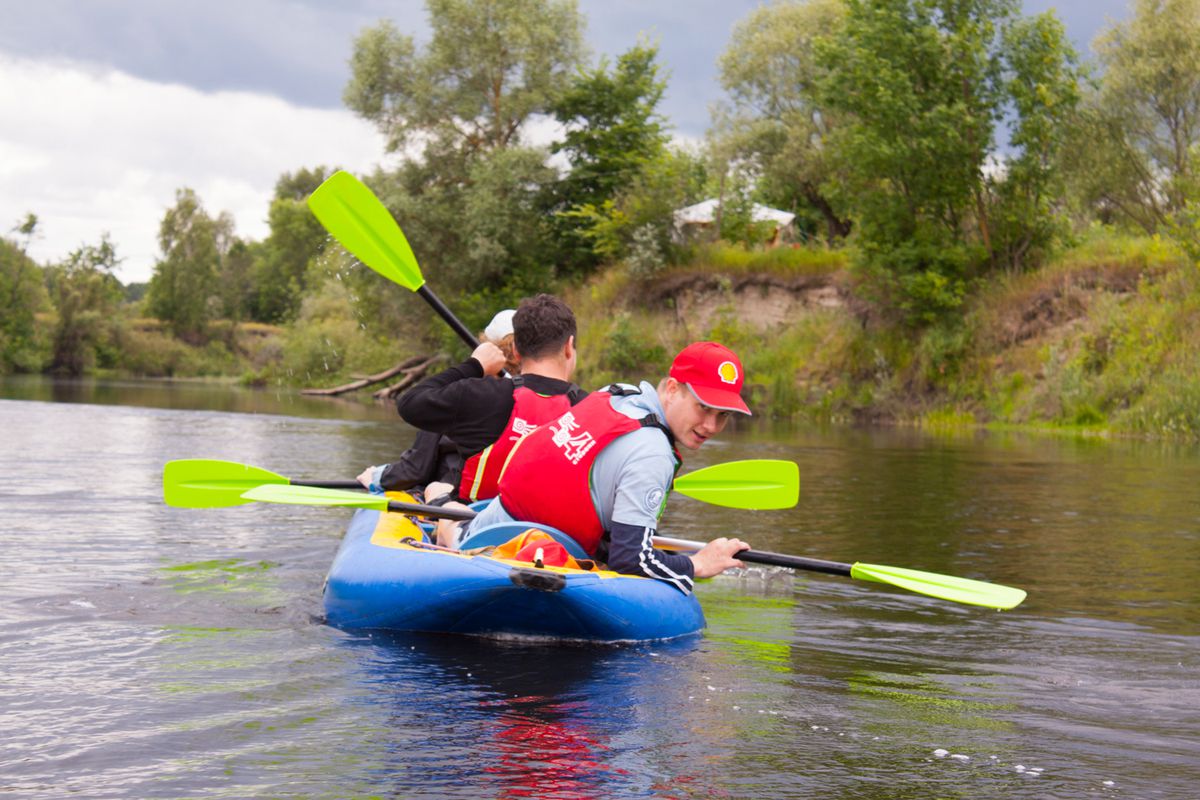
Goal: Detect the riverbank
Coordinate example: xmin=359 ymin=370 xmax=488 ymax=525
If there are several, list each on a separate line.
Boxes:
xmin=566 ymin=230 xmax=1199 ymax=440
xmin=9 ymin=229 xmax=1198 ymax=441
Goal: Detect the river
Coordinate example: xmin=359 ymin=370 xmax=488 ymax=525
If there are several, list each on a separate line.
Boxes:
xmin=1 ymin=375 xmax=1197 ymax=799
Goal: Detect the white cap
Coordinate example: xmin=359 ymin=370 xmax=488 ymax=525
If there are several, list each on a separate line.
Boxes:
xmin=483 ymin=308 xmax=516 ymax=341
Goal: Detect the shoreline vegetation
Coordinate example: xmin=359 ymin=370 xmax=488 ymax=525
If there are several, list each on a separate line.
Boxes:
xmin=4 ymin=0 xmax=1200 ymax=442
xmin=6 ymin=229 xmax=1199 ymax=443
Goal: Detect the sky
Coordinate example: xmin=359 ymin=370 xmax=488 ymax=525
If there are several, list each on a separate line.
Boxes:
xmin=1 ymin=0 xmax=1132 ymax=284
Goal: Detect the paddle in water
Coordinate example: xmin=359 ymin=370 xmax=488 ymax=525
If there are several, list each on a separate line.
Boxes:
xmin=162 ymin=458 xmax=798 ymax=510
xmin=653 ymin=536 xmax=1026 ymax=610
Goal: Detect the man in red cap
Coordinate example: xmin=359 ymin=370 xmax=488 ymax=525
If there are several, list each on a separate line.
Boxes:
xmin=445 ymin=341 xmax=752 ymax=594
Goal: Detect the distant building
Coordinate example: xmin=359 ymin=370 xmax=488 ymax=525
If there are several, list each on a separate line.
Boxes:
xmin=672 ymin=198 xmax=797 ymax=246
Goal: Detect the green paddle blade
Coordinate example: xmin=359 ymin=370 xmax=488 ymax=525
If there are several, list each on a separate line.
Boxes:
xmin=674 ymin=459 xmax=799 ymax=510
xmin=307 ymin=170 xmax=425 ymax=291
xmin=163 ymin=459 xmax=290 ymax=508
xmin=240 ymin=484 xmax=390 ymax=511
xmin=850 ymin=563 xmax=1027 ymax=610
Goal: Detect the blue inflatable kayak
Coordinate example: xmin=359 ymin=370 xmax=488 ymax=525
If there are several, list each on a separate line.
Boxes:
xmin=322 ymin=506 xmax=705 ymax=643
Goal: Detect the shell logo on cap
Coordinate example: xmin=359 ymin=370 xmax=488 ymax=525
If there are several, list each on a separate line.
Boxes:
xmin=717 ymin=361 xmax=739 ymax=385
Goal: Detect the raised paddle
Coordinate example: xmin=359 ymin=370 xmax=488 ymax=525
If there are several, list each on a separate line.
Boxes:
xmin=218 ymin=483 xmax=1025 ymax=610
xmin=162 ymin=458 xmax=799 ymax=511
xmin=654 ymin=536 xmax=1027 ymax=610
xmin=306 ymin=170 xmax=480 ymax=352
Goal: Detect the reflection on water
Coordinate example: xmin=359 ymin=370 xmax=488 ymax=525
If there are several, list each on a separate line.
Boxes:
xmin=2 ymin=383 xmax=1199 ymax=798
xmin=0 ymin=373 xmax=398 ymax=421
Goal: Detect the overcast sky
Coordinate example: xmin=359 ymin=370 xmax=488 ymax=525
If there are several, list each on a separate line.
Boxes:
xmin=1 ymin=0 xmax=1132 ymax=284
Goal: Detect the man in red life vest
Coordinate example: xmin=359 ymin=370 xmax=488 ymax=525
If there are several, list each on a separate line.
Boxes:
xmin=359 ymin=294 xmax=586 ymax=506
xmin=446 ymin=342 xmax=752 ymax=593
xmin=356 ymin=308 xmax=520 ymax=496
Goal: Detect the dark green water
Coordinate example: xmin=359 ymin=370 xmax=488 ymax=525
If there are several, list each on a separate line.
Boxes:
xmin=1 ymin=376 xmax=1197 ymax=798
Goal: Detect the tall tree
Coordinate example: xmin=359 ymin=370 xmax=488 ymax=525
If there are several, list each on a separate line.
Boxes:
xmin=0 ymin=227 xmax=48 ymax=372
xmin=1067 ymin=0 xmax=1200 ymax=233
xmin=341 ymin=0 xmax=586 ymax=311
xmin=249 ymin=167 xmax=334 ymax=322
xmin=344 ymin=0 xmax=584 ymax=157
xmin=817 ymin=0 xmax=1079 ymax=322
xmin=715 ymin=0 xmax=850 ymax=243
xmin=549 ymin=42 xmax=672 ymax=273
xmin=145 ymin=188 xmax=232 ymax=341
xmin=47 ymin=236 xmax=124 ymax=376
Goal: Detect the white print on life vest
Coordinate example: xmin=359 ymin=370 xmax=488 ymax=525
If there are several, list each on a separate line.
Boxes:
xmin=550 ymin=412 xmax=597 ymax=465
xmin=509 ymin=417 xmax=537 ymax=441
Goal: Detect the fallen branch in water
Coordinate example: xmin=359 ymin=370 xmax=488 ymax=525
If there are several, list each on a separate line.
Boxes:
xmin=301 ymin=354 xmax=441 ymax=397
xmin=373 ymin=355 xmax=445 ymax=400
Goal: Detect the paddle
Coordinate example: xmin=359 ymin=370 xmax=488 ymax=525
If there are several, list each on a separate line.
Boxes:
xmin=654 ymin=536 xmax=1026 ymax=610
xmin=163 ymin=459 xmax=362 ymax=509
xmin=241 ymin=484 xmax=475 ymax=521
xmin=207 ymin=478 xmax=1024 ymax=610
xmin=162 ymin=458 xmax=798 ymax=511
xmin=307 ymin=170 xmax=480 ymax=352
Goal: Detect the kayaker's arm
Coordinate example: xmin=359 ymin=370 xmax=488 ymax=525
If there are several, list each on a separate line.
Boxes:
xmin=603 ymin=521 xmax=696 ymax=595
xmin=396 ymin=357 xmax=515 ymax=454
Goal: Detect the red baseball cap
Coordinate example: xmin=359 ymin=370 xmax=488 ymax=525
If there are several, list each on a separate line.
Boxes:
xmin=668 ymin=341 xmax=751 ymax=415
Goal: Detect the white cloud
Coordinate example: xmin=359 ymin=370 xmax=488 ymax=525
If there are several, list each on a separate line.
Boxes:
xmin=0 ymin=54 xmax=388 ymax=283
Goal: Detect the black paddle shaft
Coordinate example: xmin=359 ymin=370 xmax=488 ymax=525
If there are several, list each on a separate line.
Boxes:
xmin=418 ymin=285 xmax=484 ymax=353
xmin=737 ymin=549 xmax=853 ymax=577
xmin=295 ymin=480 xmax=364 ymax=491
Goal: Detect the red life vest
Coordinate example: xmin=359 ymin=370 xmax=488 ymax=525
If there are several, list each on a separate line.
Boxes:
xmin=496 ymin=388 xmax=672 ymax=554
xmin=457 ymin=378 xmax=572 ymax=502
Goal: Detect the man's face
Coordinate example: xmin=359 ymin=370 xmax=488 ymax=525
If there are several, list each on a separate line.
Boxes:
xmin=662 ymin=378 xmax=732 ymax=450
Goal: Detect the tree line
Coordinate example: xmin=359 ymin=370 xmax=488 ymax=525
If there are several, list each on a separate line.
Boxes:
xmin=2 ymin=0 xmax=1198 ymax=378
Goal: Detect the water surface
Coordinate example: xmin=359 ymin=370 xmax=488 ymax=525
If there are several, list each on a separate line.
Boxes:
xmin=1 ymin=378 xmax=1197 ymax=798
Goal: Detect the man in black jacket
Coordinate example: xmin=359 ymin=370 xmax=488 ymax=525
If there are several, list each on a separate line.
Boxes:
xmin=357 ymin=294 xmax=586 ymax=504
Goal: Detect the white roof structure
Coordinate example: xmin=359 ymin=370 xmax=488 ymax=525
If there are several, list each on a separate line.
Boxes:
xmin=673 ymin=198 xmax=796 ymax=228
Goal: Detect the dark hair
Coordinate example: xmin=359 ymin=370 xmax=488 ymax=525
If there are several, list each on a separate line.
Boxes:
xmin=512 ymin=294 xmax=577 ymax=360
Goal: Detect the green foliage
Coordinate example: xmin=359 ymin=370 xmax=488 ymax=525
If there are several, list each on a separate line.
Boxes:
xmin=550 ymin=42 xmax=671 ymax=273
xmin=714 ymin=0 xmax=850 ymax=243
xmin=685 ymin=241 xmax=848 ymax=276
xmin=990 ymin=12 xmax=1081 ymax=272
xmin=0 ymin=235 xmax=49 ymax=372
xmin=816 ymin=0 xmax=1080 ymax=322
xmin=1075 ymin=0 xmax=1200 ymax=232
xmin=272 ymin=277 xmax=398 ymax=387
xmin=145 ymin=188 xmax=232 ymax=341
xmin=342 ymin=2 xmax=587 ymax=318
xmin=248 ymin=167 xmax=335 ymax=323
xmin=564 ymin=146 xmax=708 ymax=266
xmin=599 ymin=313 xmax=668 ymax=379
xmin=345 ymin=0 xmax=584 ymax=156
xmin=46 ymin=236 xmax=125 ymax=376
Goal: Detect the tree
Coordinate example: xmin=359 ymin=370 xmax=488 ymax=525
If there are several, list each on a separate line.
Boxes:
xmin=549 ymin=43 xmax=671 ymax=273
xmin=991 ymin=13 xmax=1080 ymax=271
xmin=715 ymin=0 xmax=851 ymax=244
xmin=552 ymin=43 xmax=670 ymax=212
xmin=249 ymin=167 xmax=334 ymax=322
xmin=0 ymin=231 xmax=48 ymax=372
xmin=341 ymin=0 xmax=586 ymax=314
xmin=145 ymin=188 xmax=232 ymax=341
xmin=344 ymin=0 xmax=584 ymax=157
xmin=816 ymin=0 xmax=1080 ymax=322
xmin=560 ymin=145 xmax=708 ymax=271
xmin=1066 ymin=0 xmax=1200 ymax=233
xmin=46 ymin=236 xmax=124 ymax=375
